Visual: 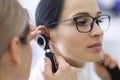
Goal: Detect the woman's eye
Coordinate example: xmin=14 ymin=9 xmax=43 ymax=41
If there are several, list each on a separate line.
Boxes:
xmin=76 ymin=20 xmax=87 ymax=26
xmin=97 ymin=16 xmax=107 ymax=23
xmin=97 ymin=19 xmax=104 ymax=23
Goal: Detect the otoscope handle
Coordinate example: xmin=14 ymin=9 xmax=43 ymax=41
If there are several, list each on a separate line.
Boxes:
xmin=45 ymin=50 xmax=58 ymax=73
xmin=37 ymin=34 xmax=58 ymax=73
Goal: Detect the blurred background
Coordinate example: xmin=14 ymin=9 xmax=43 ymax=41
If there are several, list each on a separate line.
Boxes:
xmin=97 ymin=0 xmax=120 ymax=66
xmin=19 ymin=0 xmax=120 ymax=80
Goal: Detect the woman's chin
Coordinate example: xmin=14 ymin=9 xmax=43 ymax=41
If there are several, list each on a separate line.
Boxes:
xmin=93 ymin=51 xmax=103 ymax=62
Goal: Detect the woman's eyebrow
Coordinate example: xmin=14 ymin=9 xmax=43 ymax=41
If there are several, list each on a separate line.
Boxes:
xmin=96 ymin=11 xmax=102 ymax=16
xmin=72 ymin=12 xmax=90 ymax=17
xmin=72 ymin=11 xmax=102 ymax=17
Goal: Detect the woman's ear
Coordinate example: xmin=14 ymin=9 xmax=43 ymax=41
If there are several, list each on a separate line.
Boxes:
xmin=36 ymin=25 xmax=50 ymax=37
xmin=8 ymin=37 xmax=21 ymax=65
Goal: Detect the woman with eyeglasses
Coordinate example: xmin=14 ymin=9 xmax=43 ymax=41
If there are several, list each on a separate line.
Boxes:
xmin=29 ymin=0 xmax=118 ymax=80
xmin=0 ymin=0 xmax=77 ymax=80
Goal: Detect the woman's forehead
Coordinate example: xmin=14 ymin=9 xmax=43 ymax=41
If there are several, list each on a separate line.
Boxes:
xmin=60 ymin=0 xmax=100 ymax=19
xmin=63 ymin=0 xmax=98 ymax=8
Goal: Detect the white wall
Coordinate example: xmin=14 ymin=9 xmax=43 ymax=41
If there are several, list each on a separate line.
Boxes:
xmin=18 ymin=0 xmax=40 ymax=25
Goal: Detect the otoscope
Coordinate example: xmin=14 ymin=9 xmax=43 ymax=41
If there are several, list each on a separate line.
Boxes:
xmin=36 ymin=34 xmax=58 ymax=73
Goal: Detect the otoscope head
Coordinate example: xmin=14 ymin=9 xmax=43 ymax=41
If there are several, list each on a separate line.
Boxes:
xmin=37 ymin=34 xmax=50 ymax=50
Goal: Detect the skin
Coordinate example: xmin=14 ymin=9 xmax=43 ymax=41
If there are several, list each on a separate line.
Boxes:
xmin=0 ymin=24 xmax=77 ymax=80
xmin=0 ymin=25 xmax=32 ymax=80
xmin=31 ymin=26 xmax=77 ymax=80
xmin=50 ymin=0 xmax=103 ymax=67
xmin=94 ymin=53 xmax=117 ymax=80
xmin=43 ymin=56 xmax=77 ymax=80
xmin=38 ymin=0 xmax=117 ymax=79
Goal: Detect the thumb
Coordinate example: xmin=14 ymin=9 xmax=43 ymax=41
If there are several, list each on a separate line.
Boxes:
xmin=43 ymin=57 xmax=53 ymax=78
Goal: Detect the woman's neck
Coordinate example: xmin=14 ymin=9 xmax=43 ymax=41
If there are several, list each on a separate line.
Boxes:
xmin=63 ymin=56 xmax=85 ymax=68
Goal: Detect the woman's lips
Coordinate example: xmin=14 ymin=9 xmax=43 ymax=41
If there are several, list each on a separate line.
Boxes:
xmin=87 ymin=42 xmax=102 ymax=51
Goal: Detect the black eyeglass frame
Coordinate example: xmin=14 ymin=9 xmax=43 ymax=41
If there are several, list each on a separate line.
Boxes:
xmin=45 ymin=14 xmax=111 ymax=33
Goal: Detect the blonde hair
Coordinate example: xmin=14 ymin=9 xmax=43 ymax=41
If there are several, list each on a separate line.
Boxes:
xmin=0 ymin=0 xmax=29 ymax=56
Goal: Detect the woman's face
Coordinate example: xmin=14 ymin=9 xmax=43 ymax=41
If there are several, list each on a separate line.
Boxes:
xmin=50 ymin=0 xmax=104 ymax=67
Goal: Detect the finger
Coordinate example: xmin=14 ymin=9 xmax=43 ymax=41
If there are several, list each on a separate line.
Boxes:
xmin=104 ymin=55 xmax=111 ymax=67
xmin=36 ymin=26 xmax=50 ymax=37
xmin=102 ymin=54 xmax=113 ymax=67
xmin=109 ymin=60 xmax=117 ymax=69
xmin=55 ymin=55 xmax=70 ymax=68
xmin=30 ymin=30 xmax=42 ymax=39
xmin=103 ymin=54 xmax=117 ymax=69
xmin=44 ymin=57 xmax=53 ymax=76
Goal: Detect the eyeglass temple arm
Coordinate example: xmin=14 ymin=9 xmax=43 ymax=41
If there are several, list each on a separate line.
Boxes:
xmin=45 ymin=18 xmax=74 ymax=26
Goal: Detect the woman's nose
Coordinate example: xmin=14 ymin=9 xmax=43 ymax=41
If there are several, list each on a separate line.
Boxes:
xmin=90 ymin=22 xmax=104 ymax=37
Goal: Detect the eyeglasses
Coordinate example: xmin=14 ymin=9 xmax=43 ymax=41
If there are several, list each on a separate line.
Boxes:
xmin=46 ymin=15 xmax=111 ymax=33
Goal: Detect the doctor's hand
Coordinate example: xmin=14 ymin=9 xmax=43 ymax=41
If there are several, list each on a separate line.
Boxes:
xmin=30 ymin=25 xmax=42 ymax=39
xmin=94 ymin=53 xmax=117 ymax=80
xmin=43 ymin=56 xmax=77 ymax=80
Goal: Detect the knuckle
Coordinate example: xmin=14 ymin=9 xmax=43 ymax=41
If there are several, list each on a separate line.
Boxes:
xmin=104 ymin=54 xmax=110 ymax=58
